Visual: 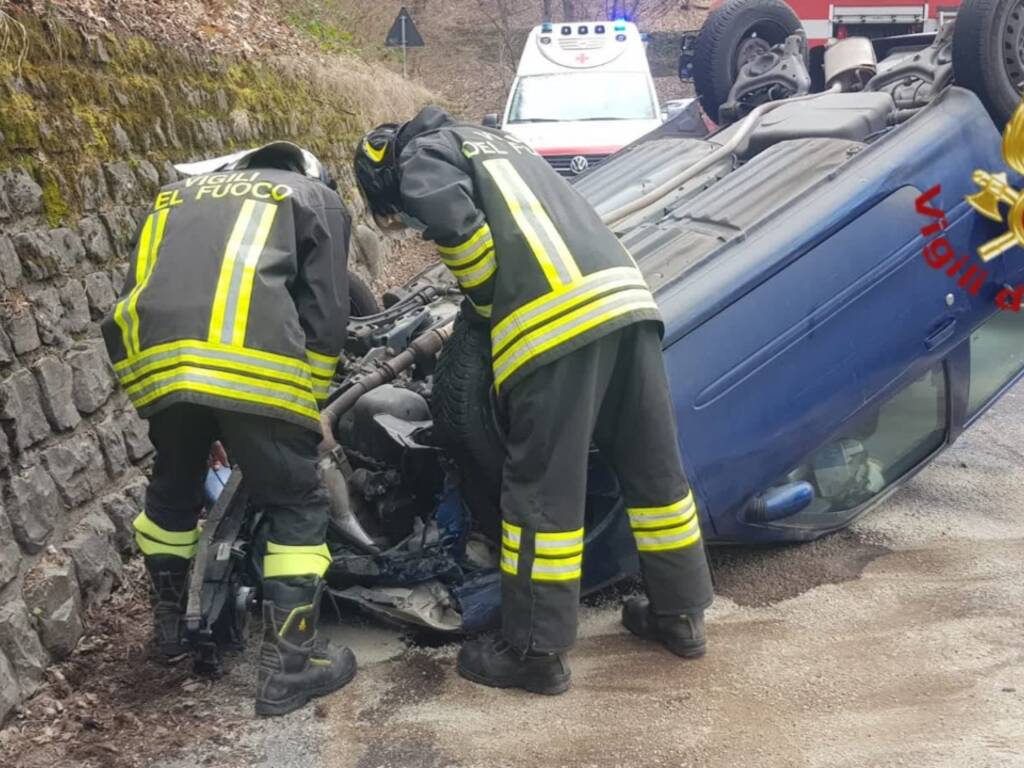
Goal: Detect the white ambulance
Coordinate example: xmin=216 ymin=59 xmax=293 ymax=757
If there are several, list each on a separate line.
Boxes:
xmin=485 ymin=21 xmax=666 ymax=177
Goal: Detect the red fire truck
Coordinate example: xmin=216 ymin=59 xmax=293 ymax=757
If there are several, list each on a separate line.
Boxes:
xmin=708 ymin=0 xmax=960 ymax=47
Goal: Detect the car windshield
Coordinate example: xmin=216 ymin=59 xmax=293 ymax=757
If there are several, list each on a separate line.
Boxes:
xmin=507 ymin=72 xmax=657 ymax=123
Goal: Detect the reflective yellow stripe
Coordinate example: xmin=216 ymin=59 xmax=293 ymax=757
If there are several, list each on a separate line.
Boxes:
xmin=483 ymin=159 xmax=581 ymax=289
xmin=306 ymin=348 xmax=340 ymax=368
xmin=263 ymin=541 xmax=331 ymax=578
xmin=133 ymin=512 xmax=199 ymax=559
xmin=208 ymin=201 xmax=278 ymax=346
xmin=535 ymin=528 xmax=584 ymax=556
xmin=438 ymin=224 xmax=492 ymax=258
xmin=208 ymin=201 xmax=256 ymax=343
xmin=493 ymin=288 xmax=658 ymax=390
xmin=501 ymin=521 xmax=522 ymax=550
xmin=627 ymin=493 xmax=695 ymax=518
xmin=633 ymin=518 xmax=703 ymax=553
xmin=628 ymin=493 xmax=697 ymax=530
xmin=134 ymin=512 xmax=200 ymax=545
xmin=119 ymin=350 xmax=312 ymax=390
xmin=451 ymin=251 xmax=497 ymax=290
xmin=115 ymin=338 xmax=313 ymax=378
xmin=469 ymin=301 xmax=492 ymax=318
xmin=500 ymin=547 xmax=519 ymax=576
xmin=113 ymin=209 xmax=170 ymax=356
xmin=136 ymin=534 xmax=197 ymax=559
xmin=531 ymin=553 xmax=583 ymax=582
xmin=491 ymin=266 xmax=649 ymax=355
xmin=231 ymin=202 xmax=278 ymax=345
xmin=126 ymin=365 xmax=319 ymax=422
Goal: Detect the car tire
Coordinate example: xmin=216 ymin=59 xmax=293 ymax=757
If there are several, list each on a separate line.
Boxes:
xmin=953 ymin=0 xmax=1024 ymax=127
xmin=693 ymin=0 xmax=803 ymax=123
xmin=348 ymin=270 xmax=381 ymax=317
xmin=432 ymin=314 xmax=506 ymax=534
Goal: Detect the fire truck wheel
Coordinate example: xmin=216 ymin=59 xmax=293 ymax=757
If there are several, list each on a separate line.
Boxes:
xmin=953 ymin=0 xmax=1024 ymax=127
xmin=693 ymin=0 xmax=803 ymax=123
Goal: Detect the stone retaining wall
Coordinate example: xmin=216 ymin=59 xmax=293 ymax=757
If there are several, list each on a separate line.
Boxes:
xmin=0 ymin=11 xmax=430 ymax=722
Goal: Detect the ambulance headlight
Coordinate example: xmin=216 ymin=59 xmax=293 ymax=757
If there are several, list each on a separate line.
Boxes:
xmin=540 ymin=36 xmax=551 ymax=44
xmin=616 ymin=33 xmax=627 ymax=41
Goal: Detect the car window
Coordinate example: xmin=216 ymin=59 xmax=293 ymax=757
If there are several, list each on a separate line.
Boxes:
xmin=507 ymin=73 xmax=657 ymax=123
xmin=757 ymin=363 xmax=947 ymax=530
xmin=967 ymin=311 xmax=1024 ymax=418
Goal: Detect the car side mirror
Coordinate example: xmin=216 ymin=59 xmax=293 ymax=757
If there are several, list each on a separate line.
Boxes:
xmin=482 ymin=113 xmax=500 ymax=128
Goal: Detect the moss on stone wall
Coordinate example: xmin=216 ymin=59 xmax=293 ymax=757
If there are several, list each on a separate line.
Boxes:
xmin=0 ymin=11 xmax=431 ymax=216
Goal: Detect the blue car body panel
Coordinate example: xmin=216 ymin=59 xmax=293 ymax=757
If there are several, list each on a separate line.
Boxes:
xmin=580 ymin=88 xmax=1021 ymax=545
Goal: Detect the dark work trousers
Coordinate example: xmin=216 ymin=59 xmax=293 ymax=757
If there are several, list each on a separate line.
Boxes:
xmin=499 ymin=321 xmax=715 ymax=654
xmin=145 ymin=403 xmax=329 ymax=547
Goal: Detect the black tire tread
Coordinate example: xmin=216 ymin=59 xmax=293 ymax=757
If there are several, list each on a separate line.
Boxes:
xmin=347 ymin=270 xmax=381 ymax=317
xmin=693 ymin=0 xmax=802 ymax=122
xmin=432 ymin=315 xmax=505 ymax=500
xmin=952 ymin=0 xmax=1021 ymax=127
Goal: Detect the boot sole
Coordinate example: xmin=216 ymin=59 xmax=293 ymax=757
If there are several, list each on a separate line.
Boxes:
xmin=255 ymin=665 xmax=357 ymax=717
xmin=456 ymin=662 xmax=571 ymax=696
xmin=622 ymin=617 xmax=706 ymax=659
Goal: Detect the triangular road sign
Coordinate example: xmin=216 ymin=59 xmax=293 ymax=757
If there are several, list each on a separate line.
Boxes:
xmin=385 ymin=7 xmax=425 ymax=47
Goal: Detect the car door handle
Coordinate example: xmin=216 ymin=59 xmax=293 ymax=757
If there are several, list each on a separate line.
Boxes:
xmin=925 ymin=318 xmax=957 ymax=350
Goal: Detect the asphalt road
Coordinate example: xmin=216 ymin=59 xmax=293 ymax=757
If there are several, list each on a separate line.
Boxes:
xmin=159 ymin=380 xmax=1024 ymax=768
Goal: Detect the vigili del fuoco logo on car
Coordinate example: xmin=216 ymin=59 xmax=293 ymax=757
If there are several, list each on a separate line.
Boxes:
xmin=915 ymin=100 xmax=1024 ymax=313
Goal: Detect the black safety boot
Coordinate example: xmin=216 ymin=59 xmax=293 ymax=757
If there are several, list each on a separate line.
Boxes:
xmin=621 ymin=596 xmax=706 ymax=658
xmin=143 ymin=555 xmax=191 ymax=660
xmin=457 ymin=633 xmax=571 ymax=695
xmin=255 ymin=577 xmax=357 ymax=717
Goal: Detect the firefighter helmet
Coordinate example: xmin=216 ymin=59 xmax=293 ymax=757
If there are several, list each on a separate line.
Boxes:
xmin=354 ymin=124 xmax=402 ymax=218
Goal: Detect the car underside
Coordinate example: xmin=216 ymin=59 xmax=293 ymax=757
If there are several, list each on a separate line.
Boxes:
xmin=189 ymin=0 xmax=1024 ymax=644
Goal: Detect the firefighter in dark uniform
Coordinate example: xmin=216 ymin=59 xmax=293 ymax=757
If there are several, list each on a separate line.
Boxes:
xmin=354 ymin=108 xmax=715 ymax=695
xmin=102 ymin=142 xmax=356 ymax=716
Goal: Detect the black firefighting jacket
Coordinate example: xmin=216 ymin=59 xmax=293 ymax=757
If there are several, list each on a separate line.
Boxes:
xmin=101 ymin=168 xmax=351 ymax=431
xmin=397 ymin=109 xmax=660 ymax=393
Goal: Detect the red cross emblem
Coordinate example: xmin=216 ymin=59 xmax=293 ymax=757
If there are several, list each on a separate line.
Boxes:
xmin=575 ymin=53 xmax=589 ymax=64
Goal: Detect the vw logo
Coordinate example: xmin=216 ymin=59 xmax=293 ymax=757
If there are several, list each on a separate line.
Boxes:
xmin=569 ymin=155 xmax=590 ymax=175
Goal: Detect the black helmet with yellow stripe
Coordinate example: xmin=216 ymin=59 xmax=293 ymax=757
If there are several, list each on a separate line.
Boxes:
xmin=354 ymin=124 xmax=401 ymax=217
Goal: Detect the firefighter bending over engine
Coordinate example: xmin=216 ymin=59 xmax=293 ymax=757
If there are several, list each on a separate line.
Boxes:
xmin=102 ymin=142 xmax=356 ymax=717
xmin=354 ymin=107 xmax=715 ymax=695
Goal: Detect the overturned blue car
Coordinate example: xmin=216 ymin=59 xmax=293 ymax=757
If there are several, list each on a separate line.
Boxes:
xmin=191 ymin=0 xmax=1024 ymax=642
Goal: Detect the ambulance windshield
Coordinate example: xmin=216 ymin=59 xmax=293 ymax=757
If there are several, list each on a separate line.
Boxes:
xmin=507 ymin=72 xmax=657 ymax=123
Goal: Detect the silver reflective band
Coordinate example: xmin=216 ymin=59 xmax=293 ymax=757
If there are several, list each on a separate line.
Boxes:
xmin=629 ymin=506 xmax=696 ymax=528
xmin=118 ymin=343 xmax=311 ymax=385
xmin=441 ymin=233 xmax=494 ymax=266
xmin=491 ymin=266 xmax=648 ymax=353
xmin=493 ymin=287 xmax=657 ymax=381
xmin=633 ymin=519 xmax=701 ymax=549
xmin=483 ymin=159 xmax=578 ymax=287
xmin=531 ymin=560 xmax=582 ymax=576
xmin=454 ymin=255 xmax=497 ymax=288
xmin=127 ymin=368 xmax=315 ymax=410
xmin=535 ymin=534 xmax=583 ymax=552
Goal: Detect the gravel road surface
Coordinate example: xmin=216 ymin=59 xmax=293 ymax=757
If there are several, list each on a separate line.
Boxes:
xmin=155 ymin=381 xmax=1024 ymax=768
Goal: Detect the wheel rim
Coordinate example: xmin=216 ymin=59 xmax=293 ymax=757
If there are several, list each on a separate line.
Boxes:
xmin=735 ymin=34 xmax=771 ymax=72
xmin=1002 ymin=0 xmax=1024 ymax=90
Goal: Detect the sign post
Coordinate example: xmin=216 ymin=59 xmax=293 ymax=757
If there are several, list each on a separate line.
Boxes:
xmin=385 ymin=7 xmax=425 ymax=78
